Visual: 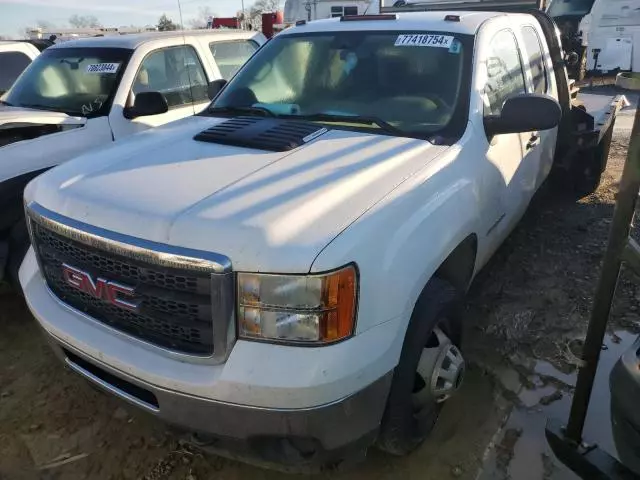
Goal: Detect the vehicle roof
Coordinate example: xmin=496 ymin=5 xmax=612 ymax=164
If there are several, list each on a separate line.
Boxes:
xmin=50 ymin=29 xmax=262 ymax=50
xmin=0 ymin=40 xmax=41 ymax=55
xmin=282 ymin=11 xmax=514 ymax=35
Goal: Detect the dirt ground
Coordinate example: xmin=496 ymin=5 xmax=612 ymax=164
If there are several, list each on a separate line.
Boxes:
xmin=0 ymin=88 xmax=637 ymax=480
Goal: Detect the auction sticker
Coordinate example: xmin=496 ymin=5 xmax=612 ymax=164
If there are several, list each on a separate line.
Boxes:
xmin=86 ymin=63 xmax=121 ymax=74
xmin=395 ymin=34 xmax=454 ymax=48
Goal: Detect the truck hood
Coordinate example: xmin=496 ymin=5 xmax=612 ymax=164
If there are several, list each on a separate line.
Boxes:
xmin=28 ymin=115 xmax=447 ymax=272
xmin=0 ymin=105 xmax=86 ymax=129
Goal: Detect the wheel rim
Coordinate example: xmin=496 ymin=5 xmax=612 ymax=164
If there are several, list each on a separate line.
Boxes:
xmin=412 ymin=326 xmax=465 ymax=413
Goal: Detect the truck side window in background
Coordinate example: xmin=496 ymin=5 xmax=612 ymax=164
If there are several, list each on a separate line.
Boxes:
xmin=134 ymin=45 xmax=208 ymax=109
xmin=0 ymin=51 xmax=31 ymax=93
xmin=521 ymin=26 xmax=548 ymax=94
xmin=484 ymin=30 xmax=526 ymax=116
xmin=331 ymin=6 xmax=358 ymax=17
xmin=210 ymin=40 xmax=258 ymax=79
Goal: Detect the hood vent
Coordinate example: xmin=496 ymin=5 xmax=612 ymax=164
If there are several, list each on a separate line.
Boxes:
xmin=194 ymin=116 xmax=328 ymax=152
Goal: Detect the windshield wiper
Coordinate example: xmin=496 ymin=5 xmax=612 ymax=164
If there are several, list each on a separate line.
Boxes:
xmin=0 ymin=99 xmax=12 ymax=106
xmin=208 ymin=105 xmax=275 ymax=117
xmin=288 ymin=113 xmax=405 ymax=135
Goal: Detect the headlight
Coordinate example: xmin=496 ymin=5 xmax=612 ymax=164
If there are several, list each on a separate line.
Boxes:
xmin=237 ymin=265 xmax=357 ymax=344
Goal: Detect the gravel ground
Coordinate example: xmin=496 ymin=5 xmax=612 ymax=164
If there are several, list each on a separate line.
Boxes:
xmin=0 ymin=88 xmax=637 ymax=480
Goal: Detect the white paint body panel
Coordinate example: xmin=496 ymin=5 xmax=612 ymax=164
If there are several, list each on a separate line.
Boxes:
xmin=0 ymin=41 xmax=40 ymax=59
xmin=23 ymin=13 xmax=562 ymax=409
xmin=0 ymin=31 xmax=266 ymax=184
xmin=580 ymin=0 xmax=640 ymax=72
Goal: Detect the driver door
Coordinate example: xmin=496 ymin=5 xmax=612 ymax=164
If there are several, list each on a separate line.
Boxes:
xmin=481 ymin=29 xmax=530 ymax=242
xmin=109 ymin=45 xmax=210 ymax=140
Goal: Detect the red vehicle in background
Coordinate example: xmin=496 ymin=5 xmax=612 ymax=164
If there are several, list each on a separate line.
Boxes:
xmin=206 ymin=11 xmax=284 ymax=38
xmin=207 ymin=17 xmax=242 ymax=29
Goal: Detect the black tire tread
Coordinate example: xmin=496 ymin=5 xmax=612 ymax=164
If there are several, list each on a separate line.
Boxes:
xmin=571 ymin=126 xmax=614 ymax=198
xmin=376 ymin=278 xmax=460 ymax=456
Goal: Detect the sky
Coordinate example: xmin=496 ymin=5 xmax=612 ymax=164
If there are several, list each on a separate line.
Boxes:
xmin=0 ymin=0 xmax=251 ymax=38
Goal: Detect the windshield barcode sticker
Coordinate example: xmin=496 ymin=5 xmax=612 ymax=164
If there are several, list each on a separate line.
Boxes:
xmin=86 ymin=63 xmax=120 ymax=74
xmin=395 ymin=34 xmax=454 ymax=48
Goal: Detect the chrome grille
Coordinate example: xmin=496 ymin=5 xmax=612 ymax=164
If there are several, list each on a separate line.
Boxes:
xmin=30 ymin=221 xmax=215 ymax=355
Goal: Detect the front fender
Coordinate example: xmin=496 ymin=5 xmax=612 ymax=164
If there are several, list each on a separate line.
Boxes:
xmin=311 ymin=138 xmax=481 ymax=377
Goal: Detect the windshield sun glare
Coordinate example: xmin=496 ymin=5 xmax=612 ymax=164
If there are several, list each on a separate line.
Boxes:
xmin=4 ymin=47 xmax=132 ymax=118
xmin=211 ymin=30 xmax=472 ymax=140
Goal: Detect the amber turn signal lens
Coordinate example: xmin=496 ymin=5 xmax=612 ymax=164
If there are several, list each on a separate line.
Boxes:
xmin=321 ymin=266 xmax=356 ymax=342
xmin=237 ymin=265 xmax=358 ymax=344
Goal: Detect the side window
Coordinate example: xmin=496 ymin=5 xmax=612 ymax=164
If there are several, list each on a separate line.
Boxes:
xmin=0 ymin=51 xmax=32 ymax=93
xmin=209 ymin=40 xmax=258 ymax=79
xmin=330 ymin=6 xmax=358 ymax=17
xmin=134 ymin=45 xmax=208 ymax=110
xmin=520 ymin=26 xmax=548 ymax=95
xmin=484 ymin=30 xmax=526 ymax=116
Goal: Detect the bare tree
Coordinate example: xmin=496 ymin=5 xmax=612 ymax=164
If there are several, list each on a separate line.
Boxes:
xmin=157 ymin=14 xmax=180 ymax=31
xmin=69 ymin=14 xmax=102 ymax=28
xmin=247 ymin=0 xmax=280 ymax=29
xmin=187 ymin=6 xmax=217 ymax=29
xmin=36 ymin=19 xmax=56 ymax=30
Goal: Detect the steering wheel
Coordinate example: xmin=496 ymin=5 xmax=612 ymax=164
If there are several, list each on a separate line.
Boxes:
xmin=424 ymin=94 xmax=452 ymax=111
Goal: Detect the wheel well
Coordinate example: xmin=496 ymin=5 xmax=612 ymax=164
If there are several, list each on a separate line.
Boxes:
xmin=434 ymin=234 xmax=477 ymax=293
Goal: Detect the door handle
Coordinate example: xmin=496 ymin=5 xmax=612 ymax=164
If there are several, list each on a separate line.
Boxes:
xmin=526 ymin=134 xmax=540 ymax=150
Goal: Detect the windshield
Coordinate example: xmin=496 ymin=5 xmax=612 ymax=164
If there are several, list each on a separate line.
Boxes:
xmin=210 ymin=31 xmax=472 ymax=140
xmin=3 ymin=47 xmax=132 ymax=117
xmin=547 ymin=0 xmax=596 ymax=17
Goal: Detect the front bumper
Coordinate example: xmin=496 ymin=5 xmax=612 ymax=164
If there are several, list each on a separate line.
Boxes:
xmin=610 ymin=336 xmax=640 ymax=475
xmin=47 ymin=336 xmax=392 ymax=467
xmin=20 ymin=248 xmax=401 ymax=465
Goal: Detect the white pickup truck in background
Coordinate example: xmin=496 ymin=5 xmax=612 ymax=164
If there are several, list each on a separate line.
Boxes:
xmin=0 ymin=29 xmax=266 ymax=287
xmin=0 ymin=41 xmax=43 ymax=95
xmin=20 ymin=9 xmax=622 ymax=470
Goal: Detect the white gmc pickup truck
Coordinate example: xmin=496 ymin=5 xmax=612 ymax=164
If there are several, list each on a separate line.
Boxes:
xmin=19 ymin=10 xmax=621 ymax=469
xmin=0 ymin=30 xmax=265 ymax=287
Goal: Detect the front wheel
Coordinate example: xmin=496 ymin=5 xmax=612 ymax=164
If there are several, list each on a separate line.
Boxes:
xmin=376 ymin=278 xmax=465 ymax=456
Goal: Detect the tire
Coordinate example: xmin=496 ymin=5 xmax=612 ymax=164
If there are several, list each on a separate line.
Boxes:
xmin=570 ymin=126 xmax=614 ymax=198
xmin=575 ymin=50 xmax=587 ymax=82
xmin=7 ymin=219 xmax=30 ymax=294
xmin=567 ymin=49 xmax=587 ymax=82
xmin=376 ymin=278 xmax=464 ymax=456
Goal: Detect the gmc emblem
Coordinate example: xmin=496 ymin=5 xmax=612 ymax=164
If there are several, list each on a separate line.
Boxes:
xmin=62 ymin=264 xmax=140 ymax=312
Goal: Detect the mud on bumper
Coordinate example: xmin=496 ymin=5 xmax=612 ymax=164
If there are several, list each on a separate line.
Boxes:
xmin=46 ymin=335 xmax=393 ymax=469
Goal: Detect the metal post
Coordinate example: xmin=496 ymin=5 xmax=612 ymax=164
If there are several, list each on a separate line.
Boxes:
xmin=565 ymin=107 xmax=640 ymax=443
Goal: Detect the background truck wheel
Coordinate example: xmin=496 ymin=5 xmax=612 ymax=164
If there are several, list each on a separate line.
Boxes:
xmin=7 ymin=219 xmax=30 ymax=293
xmin=575 ymin=50 xmax=587 ymax=82
xmin=376 ymin=278 xmax=465 ymax=456
xmin=570 ymin=126 xmax=614 ymax=198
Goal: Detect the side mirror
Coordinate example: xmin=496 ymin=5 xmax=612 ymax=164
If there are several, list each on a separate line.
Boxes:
xmin=124 ymin=91 xmax=168 ymax=119
xmin=208 ymin=79 xmax=228 ymax=100
xmin=484 ymin=93 xmax=561 ymax=136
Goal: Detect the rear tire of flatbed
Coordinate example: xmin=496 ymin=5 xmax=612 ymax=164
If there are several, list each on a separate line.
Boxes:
xmin=570 ymin=126 xmax=614 ymax=198
xmin=575 ymin=50 xmax=587 ymax=82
